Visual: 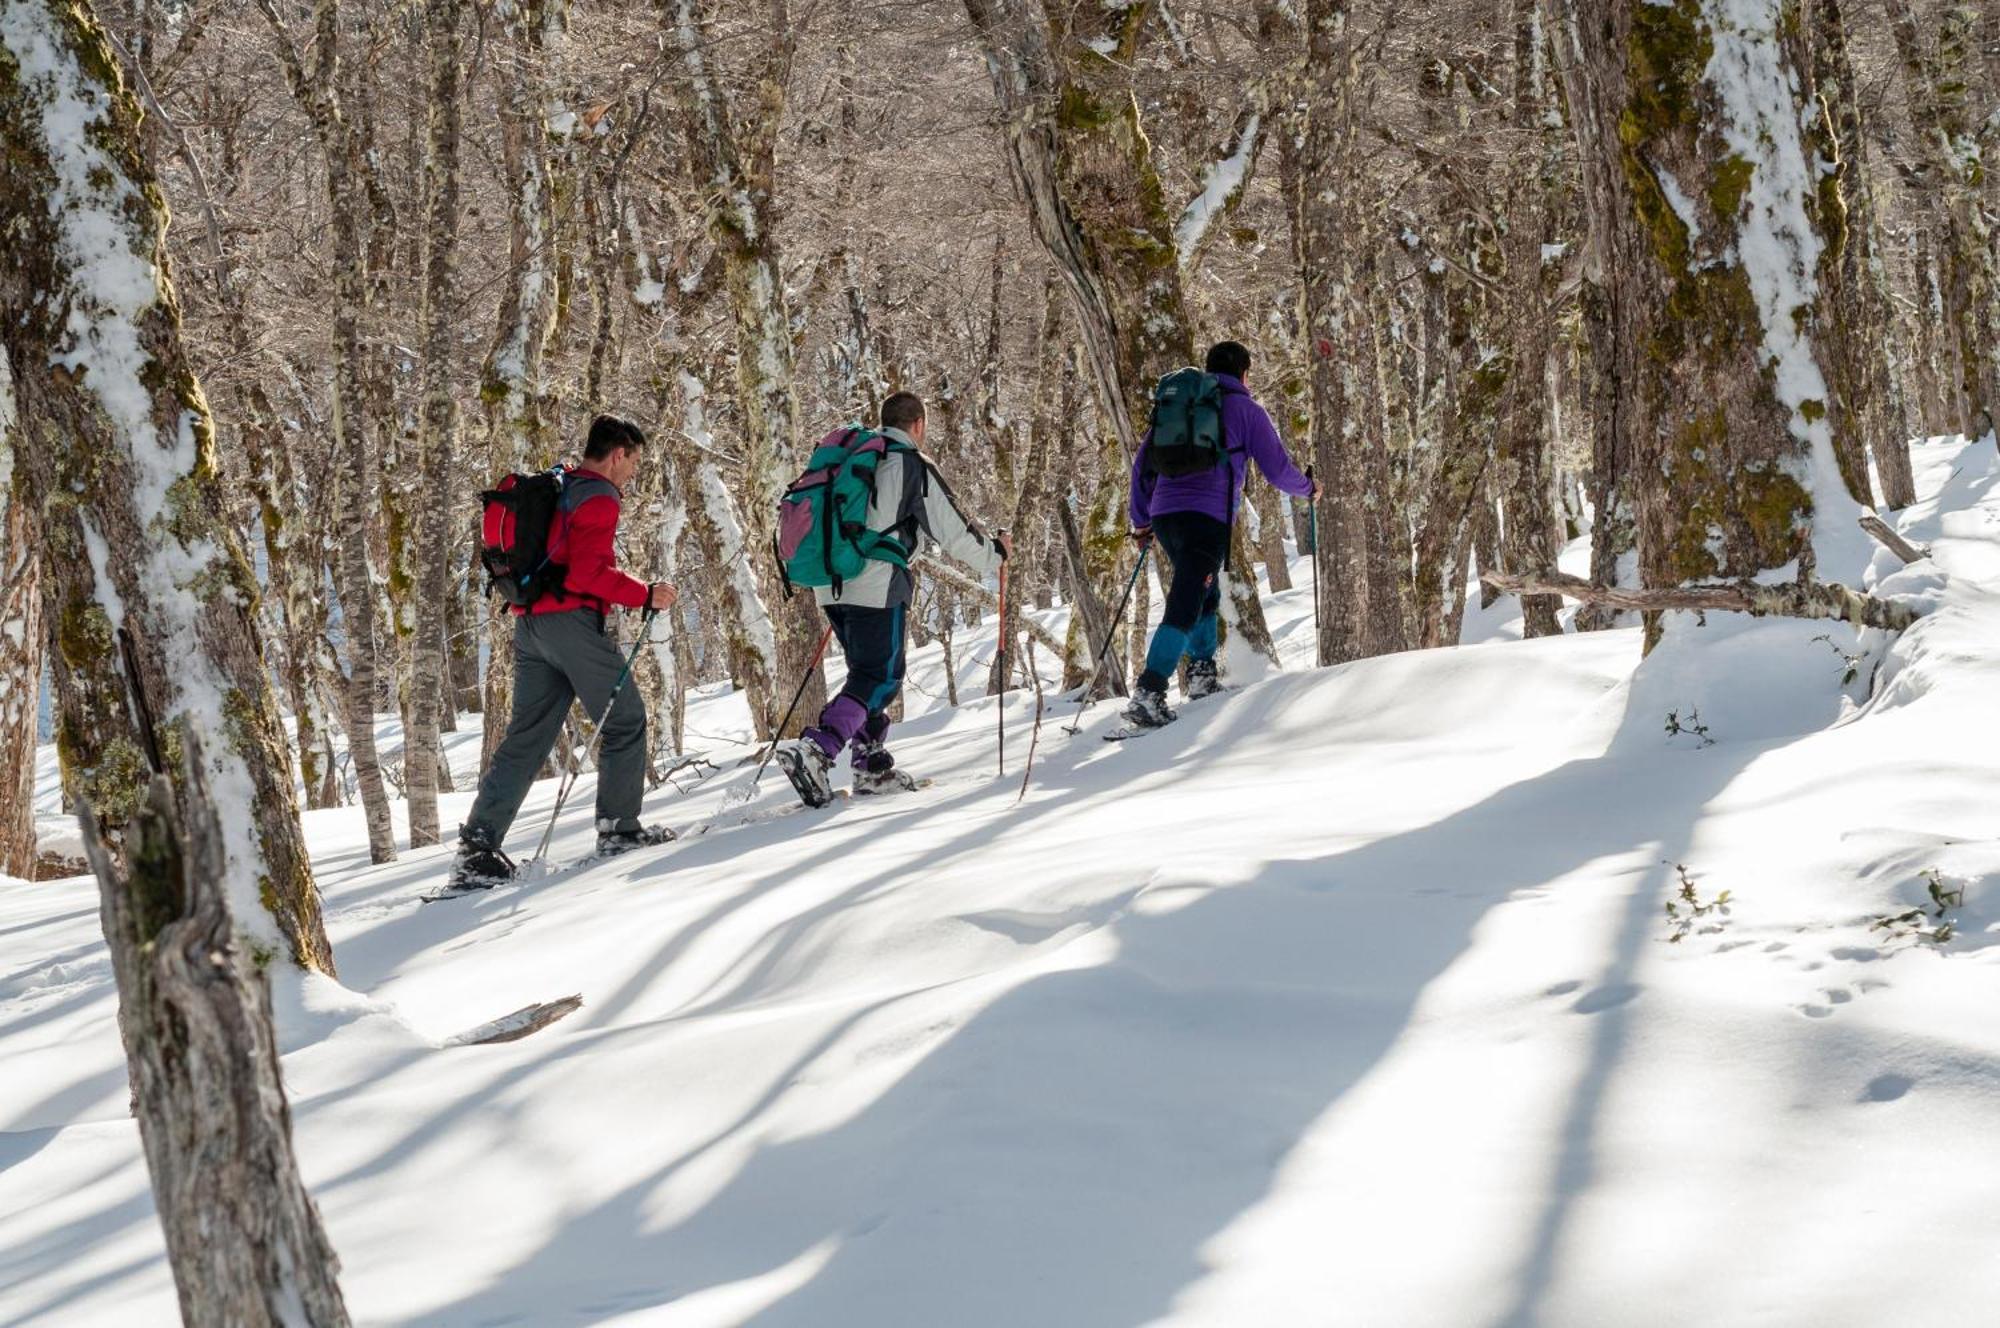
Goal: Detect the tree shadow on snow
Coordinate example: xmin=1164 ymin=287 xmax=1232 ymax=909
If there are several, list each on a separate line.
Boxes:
xmin=415 ymin=676 xmax=1776 ymax=1328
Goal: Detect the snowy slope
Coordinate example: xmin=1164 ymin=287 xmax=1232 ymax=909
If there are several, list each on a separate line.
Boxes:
xmin=3 ymin=437 xmax=1998 ymax=1327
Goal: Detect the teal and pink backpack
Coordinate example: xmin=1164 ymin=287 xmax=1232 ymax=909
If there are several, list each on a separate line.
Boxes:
xmin=775 ymin=427 xmax=916 ymax=594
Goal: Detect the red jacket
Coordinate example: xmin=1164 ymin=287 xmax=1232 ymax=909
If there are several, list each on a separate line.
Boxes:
xmin=521 ymin=465 xmax=651 ymax=616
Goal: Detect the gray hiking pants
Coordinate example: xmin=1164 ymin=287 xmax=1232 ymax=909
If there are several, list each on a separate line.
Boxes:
xmin=463 ymin=609 xmax=648 ymax=846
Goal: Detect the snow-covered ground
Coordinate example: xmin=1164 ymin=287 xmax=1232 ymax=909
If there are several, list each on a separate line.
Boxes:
xmin=4 ymin=437 xmax=1998 ymax=1326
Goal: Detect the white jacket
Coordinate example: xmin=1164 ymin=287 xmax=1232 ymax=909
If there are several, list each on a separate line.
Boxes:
xmin=812 ymin=426 xmax=1006 ymax=610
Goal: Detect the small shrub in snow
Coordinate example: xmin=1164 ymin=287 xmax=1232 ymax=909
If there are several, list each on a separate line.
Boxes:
xmin=1664 ymin=708 xmax=1715 ymax=747
xmin=1810 ymin=633 xmax=1866 ymax=686
xmin=1873 ymin=869 xmax=1964 ymax=948
xmin=1664 ymin=861 xmax=1731 ymax=943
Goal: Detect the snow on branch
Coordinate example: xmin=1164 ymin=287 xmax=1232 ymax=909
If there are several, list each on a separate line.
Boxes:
xmin=1173 ymin=111 xmax=1261 ymax=272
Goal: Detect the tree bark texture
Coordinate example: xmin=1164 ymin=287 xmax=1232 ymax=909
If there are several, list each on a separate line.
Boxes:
xmin=2 ymin=0 xmax=335 ymax=970
xmin=1299 ymin=0 xmax=1407 ymax=664
xmin=0 ymin=358 xmax=39 ymax=879
xmin=1548 ymin=0 xmax=1859 ymax=650
xmin=1884 ymin=0 xmax=1999 ymax=442
xmin=480 ymin=0 xmax=569 ymax=766
xmin=256 ymin=0 xmax=396 ymax=863
xmin=78 ymin=751 xmax=350 ymax=1327
xmin=405 ymin=0 xmax=466 ymax=848
xmin=668 ymin=0 xmax=825 ymax=735
xmin=966 ymin=0 xmax=1283 ymax=671
xmin=1807 ymin=0 xmax=1912 ymax=506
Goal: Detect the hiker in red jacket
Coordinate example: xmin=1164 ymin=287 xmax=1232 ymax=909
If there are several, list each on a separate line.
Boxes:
xmin=453 ymin=416 xmax=678 ymax=888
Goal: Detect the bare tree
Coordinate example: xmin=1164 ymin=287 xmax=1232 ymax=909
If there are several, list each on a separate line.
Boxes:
xmin=3 ymin=0 xmax=335 ymax=967
xmin=405 ymin=0 xmax=468 ymax=847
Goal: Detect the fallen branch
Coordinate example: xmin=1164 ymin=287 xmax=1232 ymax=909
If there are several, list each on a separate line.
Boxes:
xmin=445 ymin=995 xmax=585 ymax=1046
xmin=913 ymin=554 xmax=1065 ymax=656
xmin=1857 ymin=513 xmax=1931 ymax=565
xmin=1480 ymin=568 xmax=1922 ymax=632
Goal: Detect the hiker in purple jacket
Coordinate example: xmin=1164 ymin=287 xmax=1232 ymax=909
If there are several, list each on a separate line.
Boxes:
xmin=1125 ymin=341 xmax=1320 ymax=728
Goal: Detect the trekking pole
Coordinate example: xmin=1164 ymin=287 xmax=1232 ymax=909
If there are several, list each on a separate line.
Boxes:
xmin=997 ymin=562 xmax=1007 ymax=777
xmin=1307 ymin=465 xmax=1320 ymax=648
xmin=526 ymin=605 xmax=659 ymax=873
xmin=1061 ymin=546 xmax=1150 ymax=735
xmin=735 ymin=624 xmax=837 ymax=801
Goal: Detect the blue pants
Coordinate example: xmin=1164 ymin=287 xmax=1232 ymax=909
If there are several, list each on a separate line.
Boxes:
xmin=1139 ymin=511 xmax=1227 ymax=693
xmin=808 ymin=603 xmax=907 ymax=764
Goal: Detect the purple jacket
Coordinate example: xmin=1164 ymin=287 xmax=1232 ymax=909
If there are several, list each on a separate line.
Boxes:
xmin=1129 ymin=374 xmax=1313 ymax=528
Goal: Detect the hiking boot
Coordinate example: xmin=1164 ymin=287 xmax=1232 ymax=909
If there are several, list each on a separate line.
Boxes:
xmin=1185 ymin=658 xmax=1224 ymax=700
xmin=775 ymin=737 xmax=836 ymax=808
xmin=1123 ymin=685 xmax=1178 ymax=729
xmin=594 ymin=820 xmax=677 ymax=858
xmin=449 ymin=835 xmax=518 ymax=891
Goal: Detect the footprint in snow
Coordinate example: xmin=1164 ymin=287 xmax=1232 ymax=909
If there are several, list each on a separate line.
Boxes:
xmin=1861 ymin=1072 xmax=1914 ymax=1103
xmin=1542 ymin=979 xmax=1583 ymax=998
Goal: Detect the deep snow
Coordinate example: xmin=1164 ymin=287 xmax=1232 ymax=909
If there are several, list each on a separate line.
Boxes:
xmin=3 ymin=437 xmax=1998 ymax=1327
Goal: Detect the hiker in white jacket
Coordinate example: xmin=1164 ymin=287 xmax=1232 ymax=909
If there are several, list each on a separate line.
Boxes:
xmin=776 ymin=392 xmax=1009 ymax=806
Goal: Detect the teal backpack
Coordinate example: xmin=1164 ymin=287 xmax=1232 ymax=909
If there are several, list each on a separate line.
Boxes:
xmin=775 ymin=426 xmax=916 ymax=593
xmin=1145 ymin=367 xmax=1230 ymax=477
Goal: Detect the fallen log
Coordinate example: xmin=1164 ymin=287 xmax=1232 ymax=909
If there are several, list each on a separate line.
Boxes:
xmin=1479 ymin=569 xmax=1921 ymax=632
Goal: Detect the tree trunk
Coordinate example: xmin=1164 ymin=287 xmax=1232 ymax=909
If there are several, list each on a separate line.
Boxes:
xmin=481 ymin=0 xmax=568 ymax=768
xmin=1549 ymin=0 xmax=1862 ymax=650
xmin=666 ymin=370 xmax=779 ymax=737
xmin=79 ymin=752 xmax=350 ymax=1327
xmin=966 ymin=0 xmax=1284 ymax=675
xmin=667 ymin=0 xmax=823 ymax=736
xmin=1299 ymin=0 xmax=1404 ymax=663
xmin=1496 ymin=0 xmax=1566 ymax=638
xmin=0 ymin=361 xmax=40 ymax=879
xmin=256 ymin=0 xmax=396 ymax=863
xmin=405 ymin=0 xmax=465 ymax=849
xmin=1884 ymin=0 xmax=1999 ymax=441
xmin=1805 ymin=0 xmax=1898 ymax=506
xmin=2 ymin=0 xmax=335 ymax=969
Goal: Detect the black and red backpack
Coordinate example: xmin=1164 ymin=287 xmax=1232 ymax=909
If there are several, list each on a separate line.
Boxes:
xmin=479 ymin=468 xmax=571 ymax=607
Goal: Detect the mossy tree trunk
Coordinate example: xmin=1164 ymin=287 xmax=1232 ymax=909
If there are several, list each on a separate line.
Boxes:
xmin=1808 ymin=0 xmax=1914 ymax=507
xmin=1548 ymin=0 xmax=1859 ymax=649
xmin=1884 ymin=0 xmax=1999 ymax=442
xmin=1 ymin=0 xmax=334 ymax=969
xmin=79 ymin=752 xmax=350 ymax=1327
xmin=965 ymin=0 xmax=1284 ymax=674
xmin=480 ymin=0 xmax=569 ymax=767
xmin=257 ymin=0 xmax=397 ymax=864
xmin=1496 ymin=0 xmax=1567 ymax=637
xmin=668 ymin=0 xmax=825 ymax=735
xmin=405 ymin=0 xmax=466 ymax=848
xmin=0 ymin=361 xmax=39 ymax=879
xmin=1299 ymin=0 xmax=1408 ymax=664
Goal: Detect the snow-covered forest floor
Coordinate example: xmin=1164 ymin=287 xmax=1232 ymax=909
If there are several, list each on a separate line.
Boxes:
xmin=5 ymin=437 xmax=1999 ymax=1326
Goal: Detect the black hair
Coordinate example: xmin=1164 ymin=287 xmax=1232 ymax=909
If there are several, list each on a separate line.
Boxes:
xmin=881 ymin=392 xmax=925 ymax=432
xmin=583 ymin=414 xmax=647 ymax=460
xmin=1204 ymin=341 xmax=1252 ymax=378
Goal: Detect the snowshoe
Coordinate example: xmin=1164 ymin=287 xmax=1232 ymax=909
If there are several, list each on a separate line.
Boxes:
xmin=775 ymin=737 xmax=837 ymax=808
xmin=1184 ymin=658 xmax=1225 ymax=701
xmin=854 ymin=765 xmax=922 ymax=796
xmin=1122 ymin=685 xmax=1178 ymax=729
xmin=439 ymin=838 xmax=518 ymax=896
xmin=594 ymin=820 xmax=677 ymax=858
